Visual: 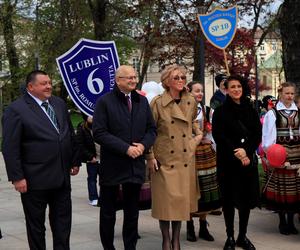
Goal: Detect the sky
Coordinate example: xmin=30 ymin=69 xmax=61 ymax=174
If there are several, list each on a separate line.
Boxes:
xmin=239 ymin=0 xmax=284 ymax=28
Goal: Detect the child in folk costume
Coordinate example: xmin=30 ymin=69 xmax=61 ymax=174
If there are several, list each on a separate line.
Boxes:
xmin=186 ymin=81 xmax=221 ymax=242
xmin=262 ymin=82 xmax=300 ymax=235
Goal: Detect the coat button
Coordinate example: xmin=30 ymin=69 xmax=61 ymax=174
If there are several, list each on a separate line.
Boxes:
xmin=183 ymin=149 xmax=187 ymax=152
xmin=171 ymin=165 xmax=174 ymax=168
xmin=187 ymin=102 xmax=190 ymax=105
xmin=184 ymin=164 xmax=188 ymax=167
xmin=170 ymin=150 xmax=174 ymax=154
xmin=182 ymin=134 xmax=186 ymax=137
xmin=171 ymin=136 xmax=174 ymax=139
xmin=171 ymin=120 xmax=174 ymax=124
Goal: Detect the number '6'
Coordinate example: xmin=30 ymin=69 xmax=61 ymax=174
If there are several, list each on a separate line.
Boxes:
xmin=87 ymin=68 xmax=104 ymax=94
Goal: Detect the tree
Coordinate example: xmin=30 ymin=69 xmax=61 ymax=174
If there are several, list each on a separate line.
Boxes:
xmin=0 ymin=0 xmax=281 ymax=102
xmin=126 ymin=0 xmax=166 ymax=85
xmin=278 ymin=0 xmax=300 ymax=89
xmin=0 ymin=0 xmax=21 ymax=101
xmin=87 ymin=0 xmax=109 ymax=41
xmin=131 ymin=0 xmax=278 ymax=95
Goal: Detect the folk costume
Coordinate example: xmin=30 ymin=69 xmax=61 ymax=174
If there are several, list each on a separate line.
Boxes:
xmin=187 ymin=104 xmax=221 ymax=242
xmin=194 ymin=104 xmax=221 ymax=213
xmin=262 ymin=101 xmax=300 ymax=234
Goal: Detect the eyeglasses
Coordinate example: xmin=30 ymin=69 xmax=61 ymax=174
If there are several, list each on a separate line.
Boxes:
xmin=173 ymin=76 xmax=186 ymax=81
xmin=118 ymin=76 xmax=138 ymax=80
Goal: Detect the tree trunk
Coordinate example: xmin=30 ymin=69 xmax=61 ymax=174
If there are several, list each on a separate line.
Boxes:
xmin=88 ymin=0 xmax=108 ymax=40
xmin=279 ymin=0 xmax=300 ymax=90
xmin=0 ymin=1 xmax=21 ymax=101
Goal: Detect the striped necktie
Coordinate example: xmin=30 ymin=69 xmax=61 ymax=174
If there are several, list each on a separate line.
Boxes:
xmin=42 ymin=102 xmax=59 ymax=130
xmin=126 ymin=95 xmax=132 ymax=112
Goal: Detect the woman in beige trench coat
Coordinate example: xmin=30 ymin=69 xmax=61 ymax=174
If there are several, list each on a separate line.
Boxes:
xmin=146 ymin=64 xmax=203 ymax=250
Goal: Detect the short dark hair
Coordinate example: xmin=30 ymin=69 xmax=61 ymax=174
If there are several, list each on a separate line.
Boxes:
xmin=81 ymin=112 xmax=88 ymax=122
xmin=215 ymin=74 xmax=227 ymax=87
xmin=225 ymin=75 xmax=251 ymax=98
xmin=262 ymin=95 xmax=276 ymax=110
xmin=187 ymin=81 xmax=203 ymax=92
xmin=26 ymin=70 xmax=48 ymax=86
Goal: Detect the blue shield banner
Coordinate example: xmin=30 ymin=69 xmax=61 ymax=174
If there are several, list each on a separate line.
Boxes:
xmin=198 ymin=6 xmax=238 ymax=50
xmin=56 ymin=38 xmax=120 ymax=116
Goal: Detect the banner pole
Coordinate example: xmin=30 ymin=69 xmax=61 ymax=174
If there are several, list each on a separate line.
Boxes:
xmin=223 ymin=49 xmax=230 ymax=75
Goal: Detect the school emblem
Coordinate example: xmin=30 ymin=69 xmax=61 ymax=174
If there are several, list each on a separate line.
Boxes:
xmin=198 ymin=6 xmax=238 ymax=50
xmin=56 ymin=38 xmax=120 ymax=116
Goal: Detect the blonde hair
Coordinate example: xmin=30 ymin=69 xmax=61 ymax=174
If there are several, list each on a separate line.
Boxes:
xmin=160 ymin=64 xmax=187 ymax=90
xmin=277 ymin=81 xmax=296 ymax=96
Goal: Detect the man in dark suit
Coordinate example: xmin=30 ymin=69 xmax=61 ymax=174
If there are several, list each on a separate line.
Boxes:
xmin=1 ymin=70 xmax=80 ymax=250
xmin=93 ymin=65 xmax=156 ymax=250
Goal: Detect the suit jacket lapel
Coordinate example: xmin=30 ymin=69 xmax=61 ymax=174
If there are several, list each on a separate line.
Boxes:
xmin=24 ymin=93 xmax=59 ymax=133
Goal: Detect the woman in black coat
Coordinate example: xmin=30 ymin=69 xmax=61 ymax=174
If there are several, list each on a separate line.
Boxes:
xmin=212 ymin=75 xmax=261 ymax=250
xmin=76 ymin=114 xmax=100 ymax=206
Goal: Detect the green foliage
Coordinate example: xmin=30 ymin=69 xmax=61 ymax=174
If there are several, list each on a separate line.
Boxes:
xmin=70 ymin=112 xmax=83 ymax=129
xmin=115 ymin=37 xmax=137 ymax=64
xmin=0 ymin=0 xmax=282 ymax=103
xmin=36 ymin=1 xmax=94 ymax=77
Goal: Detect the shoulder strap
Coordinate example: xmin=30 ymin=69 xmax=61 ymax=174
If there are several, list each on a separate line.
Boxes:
xmin=270 ymin=108 xmax=280 ymax=127
xmin=205 ymin=106 xmax=211 ymax=122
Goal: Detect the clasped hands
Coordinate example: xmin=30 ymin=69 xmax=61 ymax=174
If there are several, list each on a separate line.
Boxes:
xmin=234 ymin=148 xmax=250 ymax=166
xmin=127 ymin=142 xmax=145 ymax=159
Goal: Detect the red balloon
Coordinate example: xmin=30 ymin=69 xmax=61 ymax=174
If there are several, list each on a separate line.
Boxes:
xmin=266 ymin=144 xmax=287 ymax=168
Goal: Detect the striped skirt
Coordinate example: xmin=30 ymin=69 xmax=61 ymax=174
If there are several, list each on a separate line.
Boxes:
xmin=263 ymin=168 xmax=300 ymax=212
xmin=192 ymin=144 xmax=221 ymax=215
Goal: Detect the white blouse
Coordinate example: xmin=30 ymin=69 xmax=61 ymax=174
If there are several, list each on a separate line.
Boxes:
xmin=196 ymin=104 xmax=215 ymax=148
xmin=262 ymin=101 xmax=299 ymax=151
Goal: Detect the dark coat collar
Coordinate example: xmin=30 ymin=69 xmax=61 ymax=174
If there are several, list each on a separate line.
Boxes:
xmin=113 ymin=85 xmax=140 ymax=103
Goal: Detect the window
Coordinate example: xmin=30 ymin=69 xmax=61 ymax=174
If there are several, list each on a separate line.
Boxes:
xmin=132 ymin=57 xmax=139 ymax=70
xmin=263 ymin=75 xmax=267 ymax=85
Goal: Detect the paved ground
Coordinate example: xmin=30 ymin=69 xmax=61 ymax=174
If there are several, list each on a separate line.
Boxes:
xmin=1 ymin=154 xmax=300 ymax=250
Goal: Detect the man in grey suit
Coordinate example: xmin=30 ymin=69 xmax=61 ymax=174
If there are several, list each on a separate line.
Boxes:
xmin=1 ymin=70 xmax=81 ymax=250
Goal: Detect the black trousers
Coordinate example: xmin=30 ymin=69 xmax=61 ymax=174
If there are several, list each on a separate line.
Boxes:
xmin=21 ymin=186 xmax=72 ymax=250
xmin=223 ymin=202 xmax=250 ymax=238
xmin=99 ymin=183 xmax=141 ymax=250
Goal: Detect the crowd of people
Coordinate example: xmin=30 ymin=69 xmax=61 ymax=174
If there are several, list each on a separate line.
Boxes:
xmin=2 ymin=66 xmax=300 ymax=250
